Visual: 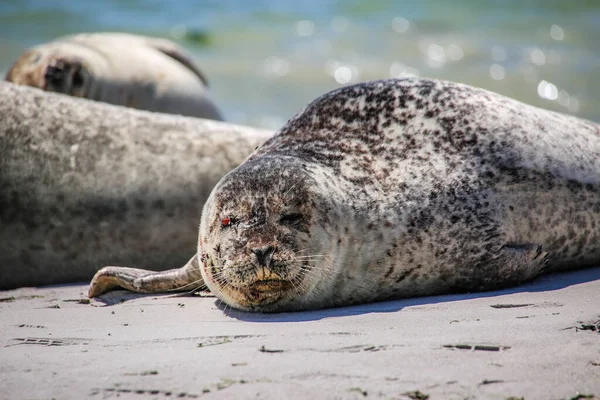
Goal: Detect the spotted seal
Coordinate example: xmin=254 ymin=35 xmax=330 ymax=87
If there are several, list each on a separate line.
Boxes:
xmin=89 ymin=78 xmax=600 ymax=312
xmin=0 ymin=81 xmax=270 ymax=290
xmin=5 ymin=32 xmax=223 ymax=120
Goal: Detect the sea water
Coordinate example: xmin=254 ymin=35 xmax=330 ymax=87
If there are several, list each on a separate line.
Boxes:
xmin=1 ymin=0 xmax=598 ymax=128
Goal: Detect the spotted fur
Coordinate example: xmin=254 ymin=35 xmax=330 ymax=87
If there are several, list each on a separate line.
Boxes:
xmin=196 ymin=78 xmax=600 ymax=312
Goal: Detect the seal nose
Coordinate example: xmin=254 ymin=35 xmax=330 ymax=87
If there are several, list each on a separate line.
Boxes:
xmin=44 ymin=64 xmax=65 ymax=84
xmin=250 ymin=245 xmax=276 ymax=267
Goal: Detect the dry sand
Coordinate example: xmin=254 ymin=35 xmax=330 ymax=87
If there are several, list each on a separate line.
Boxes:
xmin=1 ymin=267 xmax=599 ymax=400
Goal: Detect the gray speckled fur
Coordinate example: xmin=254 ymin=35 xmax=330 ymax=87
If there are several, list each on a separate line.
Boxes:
xmin=0 ymin=82 xmax=271 ymax=289
xmin=200 ymin=78 xmax=600 ymax=311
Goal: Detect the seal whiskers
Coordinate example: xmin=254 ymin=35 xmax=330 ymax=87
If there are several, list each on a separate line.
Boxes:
xmin=167 ymin=279 xmax=205 ymax=294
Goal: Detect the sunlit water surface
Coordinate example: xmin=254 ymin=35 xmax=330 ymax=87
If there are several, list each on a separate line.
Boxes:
xmin=1 ymin=0 xmax=598 ymax=128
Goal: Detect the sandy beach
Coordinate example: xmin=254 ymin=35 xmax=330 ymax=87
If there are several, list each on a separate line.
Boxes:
xmin=1 ymin=267 xmax=598 ymax=400
xmin=2 ymin=3 xmax=599 ymax=400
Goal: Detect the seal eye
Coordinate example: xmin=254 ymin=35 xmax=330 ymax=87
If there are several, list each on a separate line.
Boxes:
xmin=221 ymin=216 xmax=240 ymax=228
xmin=280 ymin=213 xmax=303 ymax=225
xmin=30 ymin=53 xmax=41 ymax=64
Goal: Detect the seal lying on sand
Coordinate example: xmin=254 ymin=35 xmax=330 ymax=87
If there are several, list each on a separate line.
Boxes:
xmin=5 ymin=32 xmax=223 ymax=120
xmin=88 ymin=78 xmax=600 ymax=312
xmin=0 ymin=82 xmax=270 ymax=290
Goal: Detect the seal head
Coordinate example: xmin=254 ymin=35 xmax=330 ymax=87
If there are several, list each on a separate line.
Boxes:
xmin=6 ymin=33 xmax=223 ymax=119
xmin=199 ymin=156 xmax=338 ymax=312
xmin=5 ymin=44 xmax=93 ymax=98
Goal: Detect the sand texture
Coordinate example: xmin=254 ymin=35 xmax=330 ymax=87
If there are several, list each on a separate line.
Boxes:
xmin=1 ymin=268 xmax=599 ymax=400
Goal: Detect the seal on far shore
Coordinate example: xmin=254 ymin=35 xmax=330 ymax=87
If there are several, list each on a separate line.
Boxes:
xmin=5 ymin=32 xmax=223 ymax=120
xmin=89 ymin=78 xmax=600 ymax=312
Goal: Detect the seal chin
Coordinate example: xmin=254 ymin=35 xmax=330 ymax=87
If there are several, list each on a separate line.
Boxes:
xmin=203 ymin=254 xmax=310 ymax=311
xmin=223 ymin=279 xmax=295 ymax=311
xmin=246 ymin=279 xmax=293 ymax=300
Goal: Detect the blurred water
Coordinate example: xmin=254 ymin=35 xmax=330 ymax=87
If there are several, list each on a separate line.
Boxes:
xmin=1 ymin=0 xmax=599 ymax=128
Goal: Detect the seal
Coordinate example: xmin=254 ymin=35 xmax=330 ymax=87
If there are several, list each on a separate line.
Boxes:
xmin=0 ymin=81 xmax=270 ymax=290
xmin=88 ymin=78 xmax=600 ymax=312
xmin=5 ymin=32 xmax=223 ymax=120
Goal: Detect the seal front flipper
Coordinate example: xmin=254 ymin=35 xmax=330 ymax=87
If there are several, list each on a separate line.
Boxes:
xmin=88 ymin=254 xmax=203 ymax=298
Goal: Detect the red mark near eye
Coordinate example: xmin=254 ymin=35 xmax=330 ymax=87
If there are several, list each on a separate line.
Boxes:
xmin=221 ymin=217 xmax=230 ymax=227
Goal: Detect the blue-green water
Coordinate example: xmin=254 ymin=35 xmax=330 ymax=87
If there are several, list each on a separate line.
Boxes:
xmin=1 ymin=0 xmax=599 ymax=128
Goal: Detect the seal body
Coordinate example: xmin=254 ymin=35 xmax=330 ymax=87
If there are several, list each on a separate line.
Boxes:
xmin=88 ymin=78 xmax=600 ymax=312
xmin=5 ymin=32 xmax=223 ymax=120
xmin=0 ymin=82 xmax=270 ymax=290
xmin=197 ymin=78 xmax=600 ymax=311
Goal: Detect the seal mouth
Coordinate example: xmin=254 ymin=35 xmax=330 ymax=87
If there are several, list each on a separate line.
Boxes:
xmin=244 ymin=280 xmax=293 ymax=302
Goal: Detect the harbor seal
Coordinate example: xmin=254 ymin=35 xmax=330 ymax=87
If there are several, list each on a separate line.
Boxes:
xmin=89 ymin=78 xmax=600 ymax=312
xmin=5 ymin=32 xmax=223 ymax=120
xmin=0 ymin=82 xmax=270 ymax=290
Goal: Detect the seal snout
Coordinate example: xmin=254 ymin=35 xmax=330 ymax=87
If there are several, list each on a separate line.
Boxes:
xmin=239 ymin=250 xmax=293 ymax=304
xmin=43 ymin=64 xmax=64 ymax=86
xmin=250 ymin=245 xmax=277 ymax=268
xmin=42 ymin=59 xmax=86 ymax=94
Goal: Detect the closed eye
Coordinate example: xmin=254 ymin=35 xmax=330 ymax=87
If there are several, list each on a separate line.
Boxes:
xmin=279 ymin=213 xmax=303 ymax=225
xmin=240 ymin=217 xmax=259 ymax=228
xmin=30 ymin=53 xmax=41 ymax=64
